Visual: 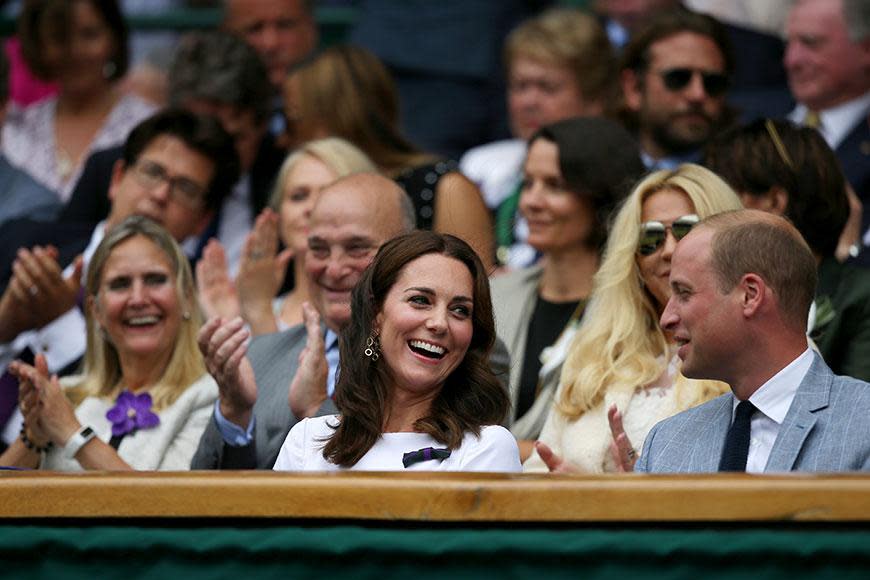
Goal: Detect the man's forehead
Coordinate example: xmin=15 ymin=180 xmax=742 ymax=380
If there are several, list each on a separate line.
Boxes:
xmin=672 ymin=229 xmax=712 ymax=275
xmin=138 ymin=135 xmax=212 ymax=180
xmin=648 ymin=32 xmax=725 ymax=69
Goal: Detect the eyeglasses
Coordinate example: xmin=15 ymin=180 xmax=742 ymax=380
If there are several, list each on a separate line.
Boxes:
xmin=658 ymin=68 xmax=729 ymax=97
xmin=132 ymin=160 xmax=207 ymax=209
xmin=638 ymin=214 xmax=700 ymax=256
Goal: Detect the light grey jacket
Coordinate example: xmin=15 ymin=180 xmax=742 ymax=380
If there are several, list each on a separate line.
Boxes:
xmin=636 ymin=353 xmax=870 ymax=473
xmin=491 ymin=265 xmax=572 ymax=440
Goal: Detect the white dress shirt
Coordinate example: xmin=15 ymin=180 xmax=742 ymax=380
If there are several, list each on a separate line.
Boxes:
xmin=789 ymin=92 xmax=870 ymax=151
xmin=738 ymin=347 xmax=814 ymax=473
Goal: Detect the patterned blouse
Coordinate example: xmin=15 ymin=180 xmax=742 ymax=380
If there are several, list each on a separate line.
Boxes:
xmin=2 ymin=93 xmax=156 ymax=202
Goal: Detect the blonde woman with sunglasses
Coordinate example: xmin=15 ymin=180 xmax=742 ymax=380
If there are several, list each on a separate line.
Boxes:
xmin=524 ymin=163 xmax=742 ymax=473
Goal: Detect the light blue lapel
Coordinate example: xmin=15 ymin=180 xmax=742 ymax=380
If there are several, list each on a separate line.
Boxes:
xmin=765 ymin=353 xmax=832 ymax=471
xmin=696 ymin=395 xmax=733 ymax=471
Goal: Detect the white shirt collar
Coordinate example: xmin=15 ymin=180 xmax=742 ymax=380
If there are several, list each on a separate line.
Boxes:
xmin=739 ymin=347 xmax=814 ymax=424
xmin=79 ymin=221 xmax=107 ymax=276
xmin=789 ymin=92 xmax=870 ymax=150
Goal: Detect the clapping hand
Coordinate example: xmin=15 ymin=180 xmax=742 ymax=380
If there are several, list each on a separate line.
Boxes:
xmin=196 ymin=239 xmax=241 ymax=321
xmin=534 ymin=441 xmax=578 ymax=474
xmin=0 ymin=247 xmax=83 ymax=341
xmin=12 ymin=353 xmax=80 ymax=447
xmin=288 ymin=302 xmax=328 ymax=419
xmin=237 ymin=209 xmax=293 ymax=335
xmin=198 ymin=317 xmax=257 ymax=428
xmin=607 ymin=404 xmax=637 ymax=472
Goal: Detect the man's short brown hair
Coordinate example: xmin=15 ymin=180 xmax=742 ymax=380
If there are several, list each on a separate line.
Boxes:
xmin=702 ymin=210 xmax=818 ymax=330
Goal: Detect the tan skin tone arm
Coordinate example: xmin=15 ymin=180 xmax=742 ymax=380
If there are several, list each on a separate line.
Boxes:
xmin=433 ymin=172 xmax=495 ymax=271
xmin=6 ymin=355 xmax=133 ymax=470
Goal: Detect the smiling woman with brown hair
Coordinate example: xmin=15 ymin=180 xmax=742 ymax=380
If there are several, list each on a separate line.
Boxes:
xmin=273 ymin=231 xmax=519 ymax=472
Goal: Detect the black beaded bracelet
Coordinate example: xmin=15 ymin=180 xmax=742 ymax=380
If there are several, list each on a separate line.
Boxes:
xmin=20 ymin=425 xmax=53 ymax=454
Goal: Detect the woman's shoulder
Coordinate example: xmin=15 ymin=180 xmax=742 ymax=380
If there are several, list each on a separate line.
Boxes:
xmin=490 ymin=264 xmax=543 ymax=293
xmin=170 ymin=374 xmax=219 ymax=409
xmin=290 ymin=415 xmax=340 ymax=439
xmin=458 ymin=425 xmax=522 ymax=472
xmin=465 ymin=425 xmax=520 ymax=455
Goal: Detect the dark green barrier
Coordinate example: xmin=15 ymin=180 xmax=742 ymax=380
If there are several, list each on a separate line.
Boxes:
xmin=3 ymin=525 xmax=870 ymax=579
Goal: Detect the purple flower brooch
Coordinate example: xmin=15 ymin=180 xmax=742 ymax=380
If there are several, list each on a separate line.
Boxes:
xmin=106 ymin=391 xmax=160 ymax=437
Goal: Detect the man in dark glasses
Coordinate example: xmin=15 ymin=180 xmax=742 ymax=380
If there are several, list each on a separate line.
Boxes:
xmin=619 ymin=9 xmax=734 ymax=170
xmin=637 ymin=210 xmax=870 ymax=474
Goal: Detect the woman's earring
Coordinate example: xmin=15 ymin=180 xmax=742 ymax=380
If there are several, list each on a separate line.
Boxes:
xmin=364 ymin=331 xmax=380 ymax=361
xmin=182 ymin=311 xmax=191 ymax=321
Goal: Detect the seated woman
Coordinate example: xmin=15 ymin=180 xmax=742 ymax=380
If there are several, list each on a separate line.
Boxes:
xmin=1 ymin=216 xmax=216 ymax=470
xmin=524 ymin=164 xmax=742 ymax=473
xmin=491 ymin=117 xmax=644 ymax=460
xmin=3 ymin=0 xmax=155 ymax=201
xmin=273 ymin=231 xmax=520 ymax=471
xmin=197 ymin=137 xmax=376 ymax=335
xmin=705 ymin=119 xmax=870 ymax=382
xmin=283 ymin=45 xmax=495 ymax=270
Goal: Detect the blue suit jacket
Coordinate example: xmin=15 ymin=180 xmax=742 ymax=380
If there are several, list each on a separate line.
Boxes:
xmin=636 ymin=354 xmax=870 ymax=473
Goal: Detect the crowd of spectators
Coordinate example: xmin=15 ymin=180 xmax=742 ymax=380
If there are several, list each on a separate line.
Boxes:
xmin=0 ymin=0 xmax=868 ymax=475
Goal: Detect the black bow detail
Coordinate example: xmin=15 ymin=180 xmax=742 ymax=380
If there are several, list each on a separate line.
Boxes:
xmin=402 ymin=446 xmax=451 ymax=468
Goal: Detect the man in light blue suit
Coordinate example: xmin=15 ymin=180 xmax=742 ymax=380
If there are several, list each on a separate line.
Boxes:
xmin=636 ymin=209 xmax=870 ymax=473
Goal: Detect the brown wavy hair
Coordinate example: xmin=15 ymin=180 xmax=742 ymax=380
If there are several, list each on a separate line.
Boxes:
xmin=323 ymin=231 xmax=509 ymax=467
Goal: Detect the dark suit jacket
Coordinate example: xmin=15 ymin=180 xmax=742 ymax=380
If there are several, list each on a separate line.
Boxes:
xmin=813 ymin=256 xmax=870 ymax=381
xmin=636 ymin=353 xmax=870 ymax=473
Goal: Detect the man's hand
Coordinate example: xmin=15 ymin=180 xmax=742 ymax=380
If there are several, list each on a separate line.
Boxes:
xmin=288 ymin=302 xmax=328 ymax=419
xmin=0 ymin=247 xmax=82 ymax=341
xmin=607 ymin=404 xmax=637 ymax=472
xmin=198 ymin=317 xmax=257 ymax=428
xmin=534 ymin=441 xmax=578 ymax=474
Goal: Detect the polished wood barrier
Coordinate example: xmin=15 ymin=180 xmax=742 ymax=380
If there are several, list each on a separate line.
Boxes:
xmin=2 ymin=471 xmax=869 ymax=521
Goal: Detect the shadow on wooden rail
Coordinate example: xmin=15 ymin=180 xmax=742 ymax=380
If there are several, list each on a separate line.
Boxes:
xmin=2 ymin=471 xmax=869 ymax=521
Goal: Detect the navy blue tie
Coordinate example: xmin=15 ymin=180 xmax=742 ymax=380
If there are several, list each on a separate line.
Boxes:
xmin=719 ymin=400 xmax=756 ymax=472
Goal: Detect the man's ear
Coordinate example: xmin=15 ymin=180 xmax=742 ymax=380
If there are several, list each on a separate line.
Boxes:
xmin=768 ymin=186 xmax=789 ymax=216
xmin=107 ymin=159 xmax=127 ymax=204
xmin=739 ymin=273 xmax=766 ymax=317
xmin=620 ymin=69 xmax=643 ymax=112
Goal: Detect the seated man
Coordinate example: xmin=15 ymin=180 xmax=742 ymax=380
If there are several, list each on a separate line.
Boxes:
xmin=192 ymin=173 xmax=416 ymax=469
xmin=0 ymin=110 xmax=238 ymax=448
xmin=637 ymin=210 xmax=870 ymax=473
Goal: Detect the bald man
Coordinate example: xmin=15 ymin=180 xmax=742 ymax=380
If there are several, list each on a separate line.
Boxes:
xmin=192 ymin=173 xmax=415 ymax=468
xmin=637 ymin=210 xmax=870 ymax=473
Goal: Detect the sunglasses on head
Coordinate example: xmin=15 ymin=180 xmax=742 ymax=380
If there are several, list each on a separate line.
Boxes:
xmin=658 ymin=68 xmax=729 ymax=97
xmin=638 ymin=214 xmax=700 ymax=256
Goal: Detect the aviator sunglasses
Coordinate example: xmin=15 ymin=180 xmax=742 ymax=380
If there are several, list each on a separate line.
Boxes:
xmin=638 ymin=214 xmax=700 ymax=256
xmin=658 ymin=68 xmax=729 ymax=97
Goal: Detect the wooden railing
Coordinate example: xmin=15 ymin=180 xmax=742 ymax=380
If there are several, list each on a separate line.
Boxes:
xmin=2 ymin=471 xmax=869 ymax=521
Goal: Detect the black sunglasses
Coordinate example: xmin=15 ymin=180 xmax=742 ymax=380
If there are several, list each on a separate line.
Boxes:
xmin=658 ymin=68 xmax=729 ymax=97
xmin=638 ymin=214 xmax=700 ymax=256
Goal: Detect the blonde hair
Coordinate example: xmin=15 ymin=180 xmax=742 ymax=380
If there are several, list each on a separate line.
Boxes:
xmin=557 ymin=164 xmax=743 ymax=419
xmin=269 ymin=137 xmax=377 ymax=210
xmin=505 ymin=7 xmax=616 ymax=107
xmin=66 ymin=217 xmax=205 ymax=411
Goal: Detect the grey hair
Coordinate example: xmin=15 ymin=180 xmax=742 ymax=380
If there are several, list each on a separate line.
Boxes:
xmin=168 ymin=30 xmax=272 ymax=124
